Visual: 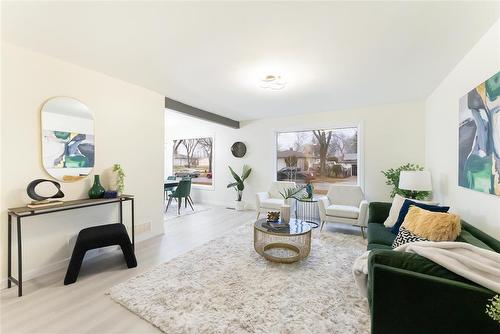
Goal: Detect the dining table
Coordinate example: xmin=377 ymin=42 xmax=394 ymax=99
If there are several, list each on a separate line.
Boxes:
xmin=164 ymin=179 xmax=180 ymax=187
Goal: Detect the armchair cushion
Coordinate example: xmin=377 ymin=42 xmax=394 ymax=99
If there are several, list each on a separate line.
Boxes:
xmin=326 ymin=185 xmax=364 ymax=207
xmin=325 ymin=204 xmax=359 ymax=219
xmin=259 ymin=198 xmax=285 ymax=210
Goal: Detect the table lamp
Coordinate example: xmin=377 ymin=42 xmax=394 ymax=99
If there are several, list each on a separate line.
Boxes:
xmin=398 ymin=171 xmax=432 ymax=199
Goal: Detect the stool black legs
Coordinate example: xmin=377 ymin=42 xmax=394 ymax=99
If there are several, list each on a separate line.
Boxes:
xmin=64 ymin=224 xmax=137 ymax=285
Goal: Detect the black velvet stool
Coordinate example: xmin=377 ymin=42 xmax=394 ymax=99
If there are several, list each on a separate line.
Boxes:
xmin=64 ymin=223 xmax=137 ymax=285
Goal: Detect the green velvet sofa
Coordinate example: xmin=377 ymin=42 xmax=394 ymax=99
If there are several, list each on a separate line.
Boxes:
xmin=366 ymin=202 xmax=500 ymax=334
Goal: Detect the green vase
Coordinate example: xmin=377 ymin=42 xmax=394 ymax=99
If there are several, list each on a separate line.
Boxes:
xmin=88 ymin=175 xmax=105 ymax=199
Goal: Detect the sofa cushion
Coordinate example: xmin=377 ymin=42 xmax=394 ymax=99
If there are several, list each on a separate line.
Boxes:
xmin=260 ymin=198 xmax=284 ymax=209
xmin=391 ymin=200 xmax=450 ymax=234
xmin=402 ymin=206 xmax=461 ymax=241
xmin=383 ymin=195 xmax=434 ymax=228
xmin=368 ymin=250 xmax=475 ymax=286
xmin=367 ymin=223 xmax=396 ymax=246
xmin=457 ymin=230 xmax=493 ymax=251
xmin=325 ymin=204 xmax=359 ymax=219
xmin=392 ymin=227 xmax=429 ymax=248
xmin=367 ymin=243 xmax=393 ymax=251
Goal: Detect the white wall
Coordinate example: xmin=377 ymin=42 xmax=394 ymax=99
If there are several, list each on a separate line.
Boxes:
xmin=425 ymin=20 xmax=500 ymax=239
xmin=1 ymin=44 xmax=165 ymax=283
xmin=166 ymin=101 xmax=426 ymax=208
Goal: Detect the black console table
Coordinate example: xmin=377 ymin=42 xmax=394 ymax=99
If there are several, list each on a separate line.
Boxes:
xmin=7 ymin=195 xmax=135 ymax=297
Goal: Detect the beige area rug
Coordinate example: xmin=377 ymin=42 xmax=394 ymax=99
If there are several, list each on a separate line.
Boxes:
xmin=109 ymin=223 xmax=370 ymax=334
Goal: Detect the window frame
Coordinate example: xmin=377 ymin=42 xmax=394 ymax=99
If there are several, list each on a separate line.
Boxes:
xmin=273 ymin=123 xmax=364 ymax=192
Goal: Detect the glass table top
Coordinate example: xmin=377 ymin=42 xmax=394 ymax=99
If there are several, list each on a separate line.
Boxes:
xmin=254 ymin=218 xmax=312 ymax=236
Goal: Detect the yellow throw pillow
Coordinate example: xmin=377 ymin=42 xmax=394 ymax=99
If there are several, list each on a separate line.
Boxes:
xmin=402 ymin=206 xmax=461 ymax=241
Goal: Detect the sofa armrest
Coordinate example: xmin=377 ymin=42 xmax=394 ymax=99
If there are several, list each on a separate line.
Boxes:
xmin=256 ymin=192 xmax=269 ymax=207
xmin=368 ymin=202 xmax=392 ymax=225
xmin=369 ymin=263 xmax=496 ymax=334
xmin=358 ymin=200 xmax=369 ymax=227
xmin=317 ymin=196 xmax=330 ymax=221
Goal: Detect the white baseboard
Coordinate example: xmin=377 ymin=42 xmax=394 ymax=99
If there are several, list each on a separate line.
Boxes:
xmin=0 ymin=229 xmax=162 ymax=290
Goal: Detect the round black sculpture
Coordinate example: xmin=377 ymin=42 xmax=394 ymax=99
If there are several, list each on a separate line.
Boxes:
xmin=231 ymin=142 xmax=247 ymax=158
xmin=27 ymin=179 xmax=65 ymax=201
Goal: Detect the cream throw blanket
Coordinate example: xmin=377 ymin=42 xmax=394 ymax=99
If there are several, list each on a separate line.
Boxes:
xmin=353 ymin=241 xmax=500 ymax=297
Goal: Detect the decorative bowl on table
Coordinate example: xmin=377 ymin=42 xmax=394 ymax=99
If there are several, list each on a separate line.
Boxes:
xmin=267 ymin=211 xmax=280 ymax=222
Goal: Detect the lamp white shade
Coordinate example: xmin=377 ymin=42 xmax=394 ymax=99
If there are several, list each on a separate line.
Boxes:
xmin=399 ymin=171 xmax=432 ymax=191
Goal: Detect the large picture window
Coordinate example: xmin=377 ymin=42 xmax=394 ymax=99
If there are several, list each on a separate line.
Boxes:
xmin=276 ymin=127 xmax=358 ymax=194
xmin=173 ymin=137 xmax=213 ymax=186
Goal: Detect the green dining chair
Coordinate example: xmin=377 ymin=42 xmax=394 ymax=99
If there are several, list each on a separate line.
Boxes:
xmin=164 ymin=176 xmax=177 ymax=200
xmin=166 ymin=179 xmax=194 ymax=214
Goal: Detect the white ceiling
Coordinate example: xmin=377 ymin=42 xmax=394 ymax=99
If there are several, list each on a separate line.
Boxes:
xmin=2 ymin=1 xmax=499 ymax=121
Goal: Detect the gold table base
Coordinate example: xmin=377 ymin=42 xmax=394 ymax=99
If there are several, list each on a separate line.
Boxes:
xmin=254 ymin=220 xmax=312 ymax=263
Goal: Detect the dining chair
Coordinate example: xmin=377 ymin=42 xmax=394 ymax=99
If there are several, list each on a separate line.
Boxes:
xmin=164 ymin=176 xmax=177 ymax=200
xmin=166 ymin=179 xmax=194 ymax=214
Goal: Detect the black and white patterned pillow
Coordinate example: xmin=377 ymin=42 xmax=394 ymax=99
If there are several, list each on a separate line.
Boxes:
xmin=392 ymin=227 xmax=428 ymax=248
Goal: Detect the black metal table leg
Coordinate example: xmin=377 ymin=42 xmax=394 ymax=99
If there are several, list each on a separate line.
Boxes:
xmin=7 ymin=214 xmax=11 ymax=288
xmin=17 ymin=216 xmax=22 ymax=297
xmin=119 ymin=199 xmax=123 ymax=225
xmin=131 ymin=198 xmax=135 ymax=250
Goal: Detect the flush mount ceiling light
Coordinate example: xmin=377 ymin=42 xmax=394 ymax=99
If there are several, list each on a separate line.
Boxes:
xmin=260 ymin=75 xmax=286 ymax=90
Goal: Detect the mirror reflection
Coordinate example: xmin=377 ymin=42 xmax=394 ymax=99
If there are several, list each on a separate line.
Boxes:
xmin=41 ymin=97 xmax=95 ymax=182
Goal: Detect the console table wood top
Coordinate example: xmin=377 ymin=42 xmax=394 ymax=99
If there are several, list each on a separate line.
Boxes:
xmin=8 ymin=195 xmax=134 ymax=216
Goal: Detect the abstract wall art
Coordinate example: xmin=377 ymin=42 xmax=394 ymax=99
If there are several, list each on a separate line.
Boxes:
xmin=458 ymin=70 xmax=500 ymax=196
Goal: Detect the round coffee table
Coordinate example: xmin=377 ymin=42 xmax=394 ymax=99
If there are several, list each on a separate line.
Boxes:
xmin=254 ymin=218 xmax=312 ymax=263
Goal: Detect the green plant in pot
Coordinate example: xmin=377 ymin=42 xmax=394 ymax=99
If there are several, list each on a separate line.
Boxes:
xmin=382 ymin=163 xmax=430 ymax=200
xmin=227 ymin=165 xmax=252 ymax=211
xmin=113 ymin=164 xmax=125 ymax=195
xmin=279 ymin=185 xmax=306 ymax=224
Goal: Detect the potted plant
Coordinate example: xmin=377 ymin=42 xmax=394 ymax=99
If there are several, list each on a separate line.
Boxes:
xmin=112 ymin=164 xmax=125 ymax=195
xmin=227 ymin=165 xmax=252 ymax=211
xmin=279 ymin=185 xmax=306 ymax=223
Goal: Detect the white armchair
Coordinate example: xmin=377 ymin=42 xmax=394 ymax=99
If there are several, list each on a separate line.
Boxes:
xmin=256 ymin=181 xmax=296 ymax=219
xmin=318 ymin=185 xmax=369 ymax=237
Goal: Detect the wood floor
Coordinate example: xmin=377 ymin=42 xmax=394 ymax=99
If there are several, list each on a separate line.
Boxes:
xmin=1 ymin=205 xmax=362 ymax=334
xmin=1 ymin=206 xmax=256 ymax=334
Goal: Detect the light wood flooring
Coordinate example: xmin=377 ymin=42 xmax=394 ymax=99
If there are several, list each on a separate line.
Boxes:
xmin=1 ymin=205 xmax=361 ymax=334
xmin=1 ymin=206 xmax=256 ymax=334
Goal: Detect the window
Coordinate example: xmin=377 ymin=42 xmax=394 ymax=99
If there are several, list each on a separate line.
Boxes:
xmin=276 ymin=127 xmax=359 ymax=194
xmin=172 ymin=137 xmax=213 ymax=186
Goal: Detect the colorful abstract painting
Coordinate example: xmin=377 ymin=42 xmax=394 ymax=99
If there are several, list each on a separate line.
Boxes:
xmin=43 ymin=130 xmax=95 ymax=169
xmin=458 ymin=70 xmax=500 ymax=196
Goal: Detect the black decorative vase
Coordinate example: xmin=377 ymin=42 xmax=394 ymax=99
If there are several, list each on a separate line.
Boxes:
xmin=26 ymin=179 xmax=65 ymax=201
xmin=88 ymin=175 xmax=105 ymax=199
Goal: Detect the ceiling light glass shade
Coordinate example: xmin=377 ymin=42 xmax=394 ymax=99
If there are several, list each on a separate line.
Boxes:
xmin=399 ymin=171 xmax=432 ymax=191
xmin=260 ymin=75 xmax=286 ymax=90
